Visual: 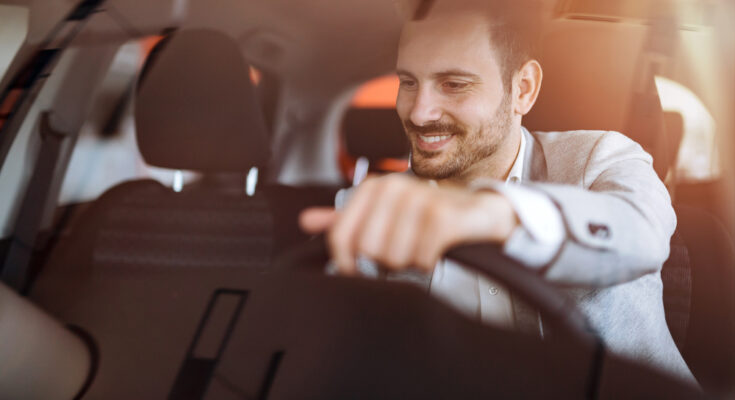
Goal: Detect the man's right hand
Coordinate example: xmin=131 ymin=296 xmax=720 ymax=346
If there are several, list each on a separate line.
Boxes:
xmin=299 ymin=174 xmax=518 ymax=275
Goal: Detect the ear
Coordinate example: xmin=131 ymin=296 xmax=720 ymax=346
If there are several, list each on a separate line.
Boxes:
xmin=513 ymin=59 xmax=543 ymax=116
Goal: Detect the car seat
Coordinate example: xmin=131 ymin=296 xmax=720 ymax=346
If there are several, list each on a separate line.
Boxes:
xmin=524 ymin=18 xmax=674 ymax=180
xmin=674 ymin=205 xmax=734 ymax=395
xmin=25 ymin=28 xmax=286 ymax=399
xmin=32 ymin=29 xmax=275 ymax=278
xmin=525 ymin=17 xmax=734 ymax=395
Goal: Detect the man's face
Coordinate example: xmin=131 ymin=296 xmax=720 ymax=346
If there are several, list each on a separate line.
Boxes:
xmin=396 ymin=12 xmax=513 ymax=180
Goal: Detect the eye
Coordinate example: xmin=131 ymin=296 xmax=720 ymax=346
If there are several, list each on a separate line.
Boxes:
xmin=442 ymin=81 xmax=469 ymax=91
xmin=399 ymin=79 xmax=417 ymax=90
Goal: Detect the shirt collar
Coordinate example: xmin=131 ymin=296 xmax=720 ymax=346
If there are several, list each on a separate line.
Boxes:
xmin=505 ymin=127 xmax=526 ymax=185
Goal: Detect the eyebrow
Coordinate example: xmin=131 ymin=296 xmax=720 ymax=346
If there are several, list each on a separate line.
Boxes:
xmin=396 ymin=69 xmax=481 ymax=81
xmin=396 ymin=69 xmax=416 ymax=79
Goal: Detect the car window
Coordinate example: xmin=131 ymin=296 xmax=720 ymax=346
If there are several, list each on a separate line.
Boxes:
xmin=0 ymin=5 xmax=28 ymax=87
xmin=655 ymin=76 xmax=719 ymax=182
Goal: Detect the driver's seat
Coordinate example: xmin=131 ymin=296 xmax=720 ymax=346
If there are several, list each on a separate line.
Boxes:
xmin=524 ymin=17 xmax=735 ymax=396
xmin=672 ymin=205 xmax=735 ymax=395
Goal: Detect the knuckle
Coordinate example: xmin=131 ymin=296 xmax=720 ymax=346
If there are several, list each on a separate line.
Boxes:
xmin=357 ymin=235 xmax=380 ymax=259
xmin=385 ymin=252 xmax=408 ymax=270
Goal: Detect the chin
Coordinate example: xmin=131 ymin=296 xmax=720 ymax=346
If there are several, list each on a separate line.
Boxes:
xmin=411 ymin=159 xmax=459 ymax=180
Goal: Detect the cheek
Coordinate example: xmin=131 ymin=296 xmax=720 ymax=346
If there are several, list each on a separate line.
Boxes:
xmin=452 ymin=91 xmax=506 ymax=127
xmin=445 ymin=98 xmax=487 ymax=128
xmin=395 ymin=91 xmax=411 ymax=120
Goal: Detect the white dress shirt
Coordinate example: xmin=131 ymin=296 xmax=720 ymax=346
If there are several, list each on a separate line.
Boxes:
xmin=428 ymin=128 xmax=564 ymax=329
xmin=335 ymin=127 xmax=566 ymax=329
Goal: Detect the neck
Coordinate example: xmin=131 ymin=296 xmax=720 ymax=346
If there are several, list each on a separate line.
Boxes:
xmin=438 ymin=125 xmax=522 ymax=187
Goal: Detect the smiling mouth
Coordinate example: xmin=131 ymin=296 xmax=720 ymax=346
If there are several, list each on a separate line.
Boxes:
xmin=414 ymin=133 xmax=455 ymax=152
xmin=419 ymin=134 xmax=453 ymax=143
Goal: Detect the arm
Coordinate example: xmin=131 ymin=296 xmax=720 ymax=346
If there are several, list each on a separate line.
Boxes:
xmin=300 ymin=132 xmax=675 ymax=287
xmin=484 ymin=131 xmax=676 ymax=287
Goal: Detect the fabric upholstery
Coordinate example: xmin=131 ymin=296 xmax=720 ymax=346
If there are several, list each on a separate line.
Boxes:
xmin=524 ymin=19 xmax=671 ymax=179
xmin=135 ymin=29 xmax=270 ymax=172
xmin=676 ymin=205 xmax=735 ymax=395
xmin=342 ymin=108 xmax=409 ymax=161
xmin=45 ymin=180 xmax=273 ymax=274
xmin=661 ymin=231 xmax=692 ymax=351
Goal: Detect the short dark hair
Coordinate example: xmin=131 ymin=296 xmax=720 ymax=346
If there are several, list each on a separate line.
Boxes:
xmin=484 ymin=0 xmax=546 ymax=90
xmin=406 ymin=0 xmax=546 ymax=90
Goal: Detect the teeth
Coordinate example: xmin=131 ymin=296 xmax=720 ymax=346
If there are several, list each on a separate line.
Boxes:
xmin=419 ymin=135 xmax=452 ymax=143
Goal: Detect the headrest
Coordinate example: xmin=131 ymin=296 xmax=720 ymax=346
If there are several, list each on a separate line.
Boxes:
xmin=135 ymin=29 xmax=270 ymax=172
xmin=342 ymin=108 xmax=409 ymax=161
xmin=524 ymin=19 xmax=671 ymax=179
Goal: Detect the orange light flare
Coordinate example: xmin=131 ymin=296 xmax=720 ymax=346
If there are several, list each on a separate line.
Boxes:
xmin=139 ymin=35 xmax=164 ymax=66
xmin=351 ymin=74 xmax=399 ymax=108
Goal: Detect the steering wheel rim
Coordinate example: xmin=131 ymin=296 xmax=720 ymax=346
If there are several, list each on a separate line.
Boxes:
xmin=273 ymin=234 xmax=600 ymax=348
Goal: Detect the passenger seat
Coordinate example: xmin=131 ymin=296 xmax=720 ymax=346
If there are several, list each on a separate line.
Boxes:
xmin=26 ymin=28 xmax=281 ymax=399
xmin=35 ymin=28 xmax=273 ymax=277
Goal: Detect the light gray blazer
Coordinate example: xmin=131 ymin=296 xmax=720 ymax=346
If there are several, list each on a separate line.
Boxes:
xmin=336 ymin=128 xmax=695 ymax=383
xmin=518 ymin=128 xmax=694 ymax=383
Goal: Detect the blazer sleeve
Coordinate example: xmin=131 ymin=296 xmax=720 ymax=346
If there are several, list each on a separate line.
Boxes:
xmin=500 ymin=131 xmax=676 ymax=288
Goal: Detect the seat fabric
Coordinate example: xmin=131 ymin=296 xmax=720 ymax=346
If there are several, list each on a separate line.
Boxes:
xmin=675 ymin=205 xmax=735 ymax=396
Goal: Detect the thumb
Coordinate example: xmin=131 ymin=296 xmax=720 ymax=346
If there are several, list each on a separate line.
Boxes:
xmin=299 ymin=207 xmax=338 ymax=234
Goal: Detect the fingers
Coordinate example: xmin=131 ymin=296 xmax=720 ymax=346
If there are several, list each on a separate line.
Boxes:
xmin=329 ymin=178 xmax=380 ymax=274
xmin=322 ymin=175 xmax=515 ymax=277
xmin=383 ymin=190 xmax=428 ymax=269
xmin=357 ymin=178 xmax=410 ymax=264
xmin=331 ymin=175 xmax=437 ymax=274
xmin=414 ymin=204 xmax=453 ymax=271
xmin=299 ymin=207 xmax=338 ymax=234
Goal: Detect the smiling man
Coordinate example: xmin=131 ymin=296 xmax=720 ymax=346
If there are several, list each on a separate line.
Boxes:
xmin=301 ymin=0 xmax=695 ymax=383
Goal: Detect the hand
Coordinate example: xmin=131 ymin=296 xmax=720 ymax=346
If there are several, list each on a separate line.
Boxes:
xmin=299 ymin=175 xmax=518 ymax=275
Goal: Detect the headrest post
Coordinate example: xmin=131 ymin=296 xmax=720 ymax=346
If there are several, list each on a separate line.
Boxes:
xmin=172 ymin=170 xmax=184 ymax=193
xmin=246 ymin=167 xmax=259 ymax=197
xmin=353 ymin=156 xmax=370 ymax=186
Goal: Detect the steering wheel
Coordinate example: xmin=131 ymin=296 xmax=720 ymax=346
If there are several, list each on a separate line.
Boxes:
xmin=241 ymin=235 xmax=705 ymax=399
xmin=273 ymin=234 xmax=600 ymax=349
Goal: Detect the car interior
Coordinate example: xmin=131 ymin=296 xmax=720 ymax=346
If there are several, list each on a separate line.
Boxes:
xmin=0 ymin=0 xmax=733 ymax=398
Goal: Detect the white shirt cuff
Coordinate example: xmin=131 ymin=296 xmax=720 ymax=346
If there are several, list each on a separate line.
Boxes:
xmin=471 ymin=180 xmax=565 ymax=270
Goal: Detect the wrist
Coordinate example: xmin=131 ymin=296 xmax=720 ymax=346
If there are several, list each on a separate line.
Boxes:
xmin=467 ymin=192 xmax=519 ymax=243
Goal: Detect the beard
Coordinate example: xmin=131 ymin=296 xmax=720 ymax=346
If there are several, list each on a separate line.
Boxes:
xmin=405 ymin=94 xmax=513 ymax=180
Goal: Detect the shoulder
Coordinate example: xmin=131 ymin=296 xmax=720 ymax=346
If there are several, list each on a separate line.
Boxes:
xmin=529 ymin=129 xmax=636 ymax=148
xmin=529 ymin=129 xmax=650 ymax=162
xmin=525 ymin=129 xmax=653 ymax=184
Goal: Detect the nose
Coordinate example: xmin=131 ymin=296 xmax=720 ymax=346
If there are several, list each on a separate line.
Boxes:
xmin=408 ymin=87 xmax=442 ymax=126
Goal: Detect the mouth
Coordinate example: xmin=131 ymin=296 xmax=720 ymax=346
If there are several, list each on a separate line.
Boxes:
xmin=415 ymin=133 xmax=454 ymax=151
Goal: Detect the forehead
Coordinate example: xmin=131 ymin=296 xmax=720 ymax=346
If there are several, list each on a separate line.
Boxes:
xmin=397 ymin=12 xmax=500 ymax=76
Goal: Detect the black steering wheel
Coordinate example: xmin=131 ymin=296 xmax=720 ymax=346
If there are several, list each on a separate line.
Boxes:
xmin=246 ymin=235 xmax=703 ymax=399
xmin=273 ymin=234 xmax=599 ymax=348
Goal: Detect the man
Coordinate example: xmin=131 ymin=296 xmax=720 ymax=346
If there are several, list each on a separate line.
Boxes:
xmin=301 ymin=0 xmax=695 ymax=383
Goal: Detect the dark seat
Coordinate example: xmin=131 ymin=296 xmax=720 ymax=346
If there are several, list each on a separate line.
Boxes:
xmin=26 ymin=29 xmax=284 ymax=399
xmin=524 ymin=18 xmax=734 ymax=395
xmin=674 ymin=205 xmax=735 ymax=395
xmin=341 ymin=107 xmax=409 ymax=165
xmin=35 ymin=29 xmax=275 ymax=276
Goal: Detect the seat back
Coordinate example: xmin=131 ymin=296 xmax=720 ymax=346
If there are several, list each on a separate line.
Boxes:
xmin=675 ymin=205 xmax=735 ymax=396
xmin=525 ymin=18 xmax=675 ymax=179
xmin=342 ymin=108 xmax=409 ymax=164
xmin=526 ymin=18 xmax=735 ymax=394
xmin=339 ymin=76 xmax=410 ymax=181
xmin=27 ymin=28 xmax=279 ymax=398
